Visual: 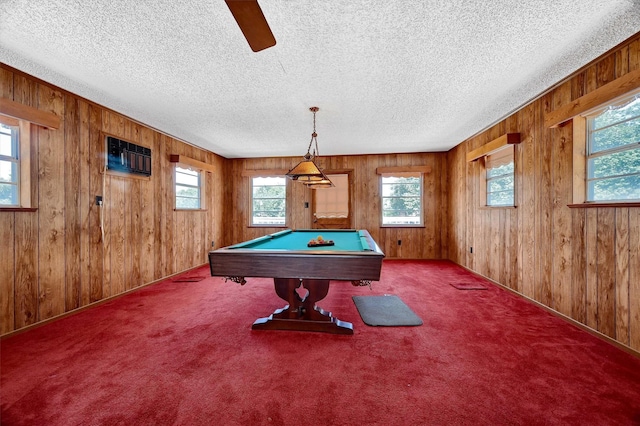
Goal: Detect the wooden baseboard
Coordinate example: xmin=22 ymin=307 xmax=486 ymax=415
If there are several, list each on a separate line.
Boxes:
xmin=453 ymin=262 xmax=640 ymax=360
xmin=1 ymin=263 xmax=209 ymax=340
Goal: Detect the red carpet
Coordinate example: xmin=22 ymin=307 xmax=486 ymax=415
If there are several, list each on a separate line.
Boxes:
xmin=2 ymin=260 xmax=640 ymax=425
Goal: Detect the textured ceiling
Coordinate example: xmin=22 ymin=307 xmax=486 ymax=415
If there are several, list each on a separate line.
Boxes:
xmin=1 ymin=1 xmax=640 ymax=158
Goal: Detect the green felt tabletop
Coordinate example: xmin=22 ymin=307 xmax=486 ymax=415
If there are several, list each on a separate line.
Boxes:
xmin=232 ymin=229 xmax=372 ymax=252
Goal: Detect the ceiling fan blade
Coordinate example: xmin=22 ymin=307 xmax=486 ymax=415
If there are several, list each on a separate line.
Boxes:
xmin=225 ymin=0 xmax=276 ymax=52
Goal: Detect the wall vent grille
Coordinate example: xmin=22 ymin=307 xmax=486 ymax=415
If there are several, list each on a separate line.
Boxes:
xmin=106 ymin=136 xmax=152 ymax=176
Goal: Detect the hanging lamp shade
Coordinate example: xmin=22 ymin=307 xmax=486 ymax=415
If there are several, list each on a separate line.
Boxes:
xmin=285 ymin=107 xmax=333 ymax=187
xmin=304 ymin=178 xmax=334 ymax=188
xmin=286 ymin=154 xmax=324 ymax=180
xmin=302 ymin=168 xmax=334 ymax=188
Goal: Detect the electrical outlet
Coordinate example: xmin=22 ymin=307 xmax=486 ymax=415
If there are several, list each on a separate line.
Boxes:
xmin=304 ymin=202 xmax=309 ymax=208
xmin=470 ymin=246 xmax=473 ymax=253
xmin=211 ymin=241 xmax=215 ymax=248
xmin=398 ymin=240 xmax=402 ymax=246
xmin=95 ymin=195 xmax=103 ymax=206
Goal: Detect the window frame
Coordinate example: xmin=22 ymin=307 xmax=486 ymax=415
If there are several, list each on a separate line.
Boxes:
xmin=174 ymin=164 xmax=205 ymax=210
xmin=585 ymin=92 xmax=640 ymax=203
xmin=380 ymin=172 xmax=424 ymax=228
xmin=483 ymin=145 xmax=516 ymax=208
xmin=0 ymin=121 xmax=20 ymax=206
xmin=0 ymin=115 xmax=32 ymax=210
xmin=250 ymin=175 xmax=287 ymax=227
xmin=572 ymin=88 xmax=640 ymax=206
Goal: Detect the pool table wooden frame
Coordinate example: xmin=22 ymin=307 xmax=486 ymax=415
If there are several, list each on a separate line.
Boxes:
xmin=208 ymin=229 xmax=384 ymax=334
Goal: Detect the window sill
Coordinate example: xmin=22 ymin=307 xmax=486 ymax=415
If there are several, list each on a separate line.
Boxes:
xmin=568 ymin=202 xmax=640 ymax=208
xmin=249 ymin=225 xmax=288 ymax=228
xmin=174 ymin=208 xmax=207 ymax=212
xmin=0 ymin=207 xmax=38 ymax=212
xmin=381 ymin=225 xmax=425 ymax=228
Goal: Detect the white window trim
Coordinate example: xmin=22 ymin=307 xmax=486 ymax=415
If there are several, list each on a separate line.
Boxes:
xmin=380 ymin=172 xmax=424 ymax=228
xmin=0 ymin=116 xmax=32 ymax=210
xmin=484 ymin=145 xmax=516 ymax=207
xmin=0 ymin=122 xmax=19 ymax=206
xmin=250 ymin=176 xmax=287 ymax=227
xmin=573 ymin=88 xmax=640 ymax=205
xmin=175 ymin=164 xmax=205 ymax=210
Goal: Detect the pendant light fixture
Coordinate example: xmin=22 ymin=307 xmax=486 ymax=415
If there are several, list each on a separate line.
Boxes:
xmin=285 ymin=107 xmax=334 ymax=188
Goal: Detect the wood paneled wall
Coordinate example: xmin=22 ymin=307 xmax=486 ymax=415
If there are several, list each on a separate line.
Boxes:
xmin=1 ymin=65 xmax=227 ymax=335
xmin=3 ymin=33 xmax=639 ymax=354
xmin=227 ymin=153 xmax=449 ymax=259
xmin=446 ymin=35 xmax=640 ymax=352
xmin=0 ymin=65 xmax=448 ymax=336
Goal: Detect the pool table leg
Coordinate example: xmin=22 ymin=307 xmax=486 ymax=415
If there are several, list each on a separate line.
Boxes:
xmin=251 ymin=278 xmax=354 ymax=334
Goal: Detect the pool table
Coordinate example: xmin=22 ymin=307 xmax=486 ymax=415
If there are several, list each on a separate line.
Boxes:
xmin=208 ymin=229 xmax=385 ymax=334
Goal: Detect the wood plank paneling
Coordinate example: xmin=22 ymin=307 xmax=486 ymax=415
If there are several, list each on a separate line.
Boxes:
xmin=14 ymin=212 xmax=38 ymax=329
xmin=153 ymin=132 xmax=164 ymax=281
xmin=37 ymin=85 xmax=66 ymax=321
xmin=0 ymin=71 xmax=15 ymax=333
xmin=139 ymin=127 xmax=155 ymax=284
xmin=501 ymin=116 xmax=519 ymax=290
xmin=88 ymin=103 xmax=103 ymax=303
xmin=630 ymin=208 xmax=640 ymax=351
xmin=585 ymin=209 xmax=599 ymax=330
xmin=64 ymin=95 xmax=81 ymax=311
xmin=615 ymin=208 xmax=630 ymax=345
xmin=1 ymin=65 xmax=227 ymax=335
xmin=544 ymin=66 xmax=640 ymax=127
xmin=113 ymin=178 xmax=127 ymax=295
xmin=2 ymin=33 xmax=639 ymax=357
xmin=571 ymin=209 xmax=587 ymax=323
xmin=0 ymin=67 xmax=13 ymax=97
xmin=596 ymin=208 xmax=616 ymax=338
xmin=78 ymin=100 xmax=91 ymax=306
xmin=0 ymin=97 xmax=61 ymax=129
xmin=551 ymin=83 xmax=572 ymax=316
xmin=631 ymin=39 xmax=640 ymax=73
xmin=537 ymin=94 xmax=553 ymax=306
xmin=519 ymin=103 xmax=536 ymax=299
xmin=130 ymin=178 xmax=142 ymax=289
xmin=446 ymin=33 xmax=640 ymax=353
xmin=0 ymin=212 xmax=15 ymax=334
xmin=446 ymin=145 xmax=465 ymax=264
xmin=466 ymin=151 xmax=477 ymax=271
xmin=164 ymin=137 xmax=175 ymax=275
xmin=230 ymin=152 xmax=445 ymax=259
xmin=102 ymin=166 xmax=113 ymax=299
xmin=11 ymin=68 xmax=40 ymax=330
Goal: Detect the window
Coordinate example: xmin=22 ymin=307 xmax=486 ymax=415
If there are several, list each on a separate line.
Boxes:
xmin=485 ymin=146 xmax=515 ymax=206
xmin=465 ymin=133 xmax=520 ymax=207
xmin=0 ymin=122 xmax=19 ymax=206
xmin=175 ymin=166 xmax=203 ymax=209
xmin=584 ymin=92 xmax=640 ymax=202
xmin=381 ymin=173 xmax=423 ymax=226
xmin=0 ymin=100 xmax=55 ymax=210
xmin=251 ymin=176 xmax=286 ymax=226
xmin=314 ymin=174 xmax=349 ymax=219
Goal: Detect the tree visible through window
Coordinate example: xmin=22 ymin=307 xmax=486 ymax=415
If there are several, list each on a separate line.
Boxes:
xmin=486 ymin=147 xmax=515 ymax=206
xmin=0 ymin=123 xmax=19 ymax=206
xmin=381 ymin=174 xmax=422 ymax=225
xmin=586 ymin=92 xmax=640 ymax=202
xmin=252 ymin=176 xmax=286 ymax=226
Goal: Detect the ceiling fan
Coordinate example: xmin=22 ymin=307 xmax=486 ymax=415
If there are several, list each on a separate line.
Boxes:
xmin=225 ymin=0 xmax=276 ymax=52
